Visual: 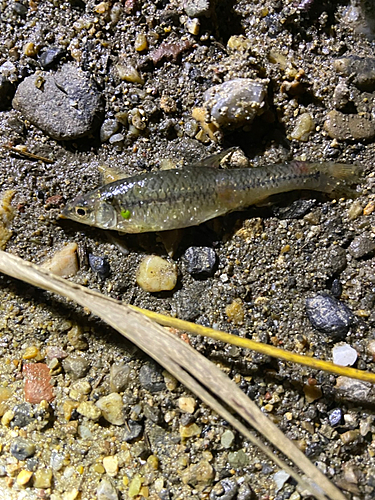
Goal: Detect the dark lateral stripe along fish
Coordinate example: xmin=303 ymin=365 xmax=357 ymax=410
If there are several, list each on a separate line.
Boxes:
xmin=62 ymin=156 xmax=360 ymax=233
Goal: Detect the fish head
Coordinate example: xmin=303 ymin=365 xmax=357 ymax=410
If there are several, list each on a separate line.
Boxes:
xmin=61 ymin=194 xmax=117 ymax=230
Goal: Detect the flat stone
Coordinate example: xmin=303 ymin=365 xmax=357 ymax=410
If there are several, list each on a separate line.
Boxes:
xmin=183 ymin=246 xmax=217 ymax=278
xmin=13 ymin=63 xmax=103 ymax=140
xmin=324 ymin=110 xmax=375 ymax=141
xmin=123 ymin=420 xmax=143 ymax=442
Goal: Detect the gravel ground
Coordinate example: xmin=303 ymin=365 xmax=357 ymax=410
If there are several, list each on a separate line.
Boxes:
xmin=1 ymin=0 xmax=375 ymax=499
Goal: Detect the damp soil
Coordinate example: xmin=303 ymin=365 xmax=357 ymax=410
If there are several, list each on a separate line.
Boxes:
xmin=1 ymin=0 xmax=375 ymax=499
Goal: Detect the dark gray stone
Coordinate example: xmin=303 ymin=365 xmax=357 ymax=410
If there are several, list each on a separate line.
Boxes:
xmin=89 ymin=254 xmax=110 ymax=279
xmin=183 ymin=246 xmax=217 ymax=278
xmin=306 ymin=294 xmax=355 ymax=338
xmin=62 ymin=353 xmax=90 ymax=379
xmin=139 ymin=363 xmax=165 ymax=393
xmin=272 ymin=199 xmax=316 ymax=220
xmin=38 ymin=47 xmax=65 ymax=69
xmin=326 ymin=246 xmax=347 ymax=276
xmin=209 ymin=478 xmax=238 ymax=500
xmin=11 ymin=403 xmax=34 ymax=428
xmin=13 ymin=63 xmax=104 ymax=140
xmin=123 ymin=420 xmax=143 ymax=442
xmin=331 ymin=279 xmax=342 ymax=298
xmin=10 ymin=437 xmax=36 ymax=460
xmin=0 ymin=76 xmax=14 ymax=110
xmin=348 ymin=235 xmax=375 ymax=259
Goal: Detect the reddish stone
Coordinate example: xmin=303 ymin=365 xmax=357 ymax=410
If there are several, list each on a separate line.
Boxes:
xmin=151 ymin=39 xmax=192 ymax=65
xmin=23 ymin=363 xmax=54 ymax=404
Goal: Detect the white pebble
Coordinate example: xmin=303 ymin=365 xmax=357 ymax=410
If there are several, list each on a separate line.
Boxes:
xmin=136 ymin=255 xmax=177 ymax=292
xmin=273 ymin=470 xmax=290 ymax=492
xmin=332 ymin=343 xmax=358 ymax=366
xmin=41 ymin=242 xmax=79 ymax=277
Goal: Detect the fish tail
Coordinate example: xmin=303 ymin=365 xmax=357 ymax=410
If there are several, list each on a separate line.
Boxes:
xmin=292 ymin=161 xmax=362 ymax=198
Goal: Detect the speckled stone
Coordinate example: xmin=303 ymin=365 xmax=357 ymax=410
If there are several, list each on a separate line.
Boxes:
xmin=348 ymin=235 xmax=375 ymax=259
xmin=62 ymin=354 xmax=90 ymax=380
xmin=139 ymin=363 xmax=166 ymax=393
xmin=306 ymin=294 xmax=355 ymax=338
xmin=10 ymin=437 xmax=36 ymax=461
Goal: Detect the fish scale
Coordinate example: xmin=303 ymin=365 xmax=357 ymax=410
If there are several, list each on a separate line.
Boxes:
xmin=62 ymin=157 xmax=360 ymax=234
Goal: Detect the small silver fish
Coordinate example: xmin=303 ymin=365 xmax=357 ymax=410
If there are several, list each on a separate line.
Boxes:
xmin=61 ymin=154 xmax=360 ymax=233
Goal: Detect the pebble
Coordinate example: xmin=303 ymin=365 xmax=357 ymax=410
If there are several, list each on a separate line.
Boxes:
xmin=136 ymin=255 xmax=177 ymax=292
xmin=89 ymin=254 xmax=111 ymax=279
xmin=227 ymin=449 xmax=249 ymax=468
xmin=110 ymin=362 xmax=131 ymax=393
xmin=220 ymin=429 xmax=235 ymax=448
xmin=181 ymin=460 xmax=214 ymax=487
xmin=100 ymin=119 xmax=120 ymax=142
xmin=38 ymin=47 xmax=65 ymax=69
xmin=180 ymin=422 xmax=201 ymax=438
xmin=178 ymin=397 xmax=196 ymax=413
xmin=23 ymin=363 xmax=54 ymax=404
xmin=329 ymin=408 xmax=343 ymax=426
xmin=139 ymin=363 xmax=166 ymax=393
xmin=62 ymin=354 xmax=90 ymax=380
xmin=11 ymin=403 xmax=34 ymax=428
xmin=67 ymin=325 xmax=88 ymax=351
xmin=0 ymin=76 xmax=14 ymax=110
xmin=331 ymin=278 xmax=342 ymax=298
xmin=209 ymin=477 xmax=238 ymax=500
xmin=348 ymin=235 xmax=375 ymax=259
xmin=340 ymin=429 xmax=360 ymax=445
xmin=41 ymin=242 xmax=79 ymax=278
xmin=97 ymin=478 xmax=119 ymax=500
xmin=96 ymin=393 xmax=125 ymax=425
xmin=116 ymin=62 xmax=144 ymax=84
xmin=183 ymin=0 xmax=211 ymax=17
xmin=290 ymin=112 xmax=315 ymax=141
xmin=12 ymin=63 xmax=103 ymax=140
xmin=33 ymin=468 xmax=53 ymax=488
xmin=225 ymin=298 xmax=245 ymax=325
xmin=183 ymin=246 xmax=217 ymax=277
xmin=306 ymin=294 xmax=355 ymax=338
xmin=334 ymin=56 xmax=375 ymax=91
xmin=103 ymin=455 xmax=119 ymax=477
xmin=273 ymin=470 xmax=290 ymax=493
xmin=123 ymin=420 xmax=143 ymax=442
xmin=77 ymin=401 xmax=102 ymax=420
xmin=17 ymin=469 xmax=33 ymax=486
xmin=332 ymin=80 xmax=350 ymax=110
xmin=324 ymin=110 xmax=375 ymax=141
xmin=203 ymin=78 xmax=267 ymax=128
xmin=335 ymin=376 xmax=372 ymax=403
xmin=347 ymin=200 xmax=363 ymax=220
xmin=332 ymin=343 xmax=358 ymax=366
xmin=10 ymin=437 xmax=36 ymax=460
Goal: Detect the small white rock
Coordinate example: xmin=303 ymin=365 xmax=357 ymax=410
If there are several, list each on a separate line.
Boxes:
xmin=136 ymin=255 xmax=177 ymax=292
xmin=332 ymin=343 xmax=358 ymax=366
xmin=273 ymin=470 xmax=290 ymax=492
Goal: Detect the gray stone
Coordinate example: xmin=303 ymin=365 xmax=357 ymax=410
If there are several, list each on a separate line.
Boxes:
xmin=38 ymin=47 xmax=65 ymax=69
xmin=203 ymin=78 xmax=267 ymax=128
xmin=100 ymin=119 xmax=120 ymax=142
xmin=62 ymin=353 xmax=90 ymax=379
xmin=306 ymin=294 xmax=355 ymax=338
xmin=183 ymin=246 xmax=217 ymax=277
xmin=348 ymin=235 xmax=375 ymax=259
xmin=11 ymin=403 xmax=34 ymax=428
xmin=10 ymin=437 xmax=36 ymax=460
xmin=334 ymin=56 xmax=375 ymax=91
xmin=324 ymin=110 xmax=375 ymax=141
xmin=123 ymin=420 xmax=143 ymax=442
xmin=139 ymin=363 xmax=165 ymax=393
xmin=209 ymin=478 xmax=238 ymax=500
xmin=13 ymin=63 xmax=103 ymax=140
xmin=329 ymin=408 xmax=343 ymax=426
xmin=89 ymin=254 xmax=110 ymax=279
xmin=272 ymin=199 xmax=316 ymax=220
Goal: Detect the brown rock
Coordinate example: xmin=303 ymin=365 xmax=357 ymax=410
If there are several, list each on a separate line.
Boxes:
xmin=324 ymin=110 xmax=375 ymax=141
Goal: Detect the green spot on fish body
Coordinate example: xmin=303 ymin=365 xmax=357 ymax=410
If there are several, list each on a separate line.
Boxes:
xmin=121 ymin=209 xmax=131 ymax=219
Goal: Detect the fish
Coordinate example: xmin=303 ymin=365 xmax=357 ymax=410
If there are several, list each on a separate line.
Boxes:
xmin=61 ymin=154 xmax=361 ymax=234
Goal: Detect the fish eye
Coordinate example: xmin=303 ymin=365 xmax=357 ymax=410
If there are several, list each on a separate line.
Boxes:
xmin=75 ymin=207 xmax=86 ymax=217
